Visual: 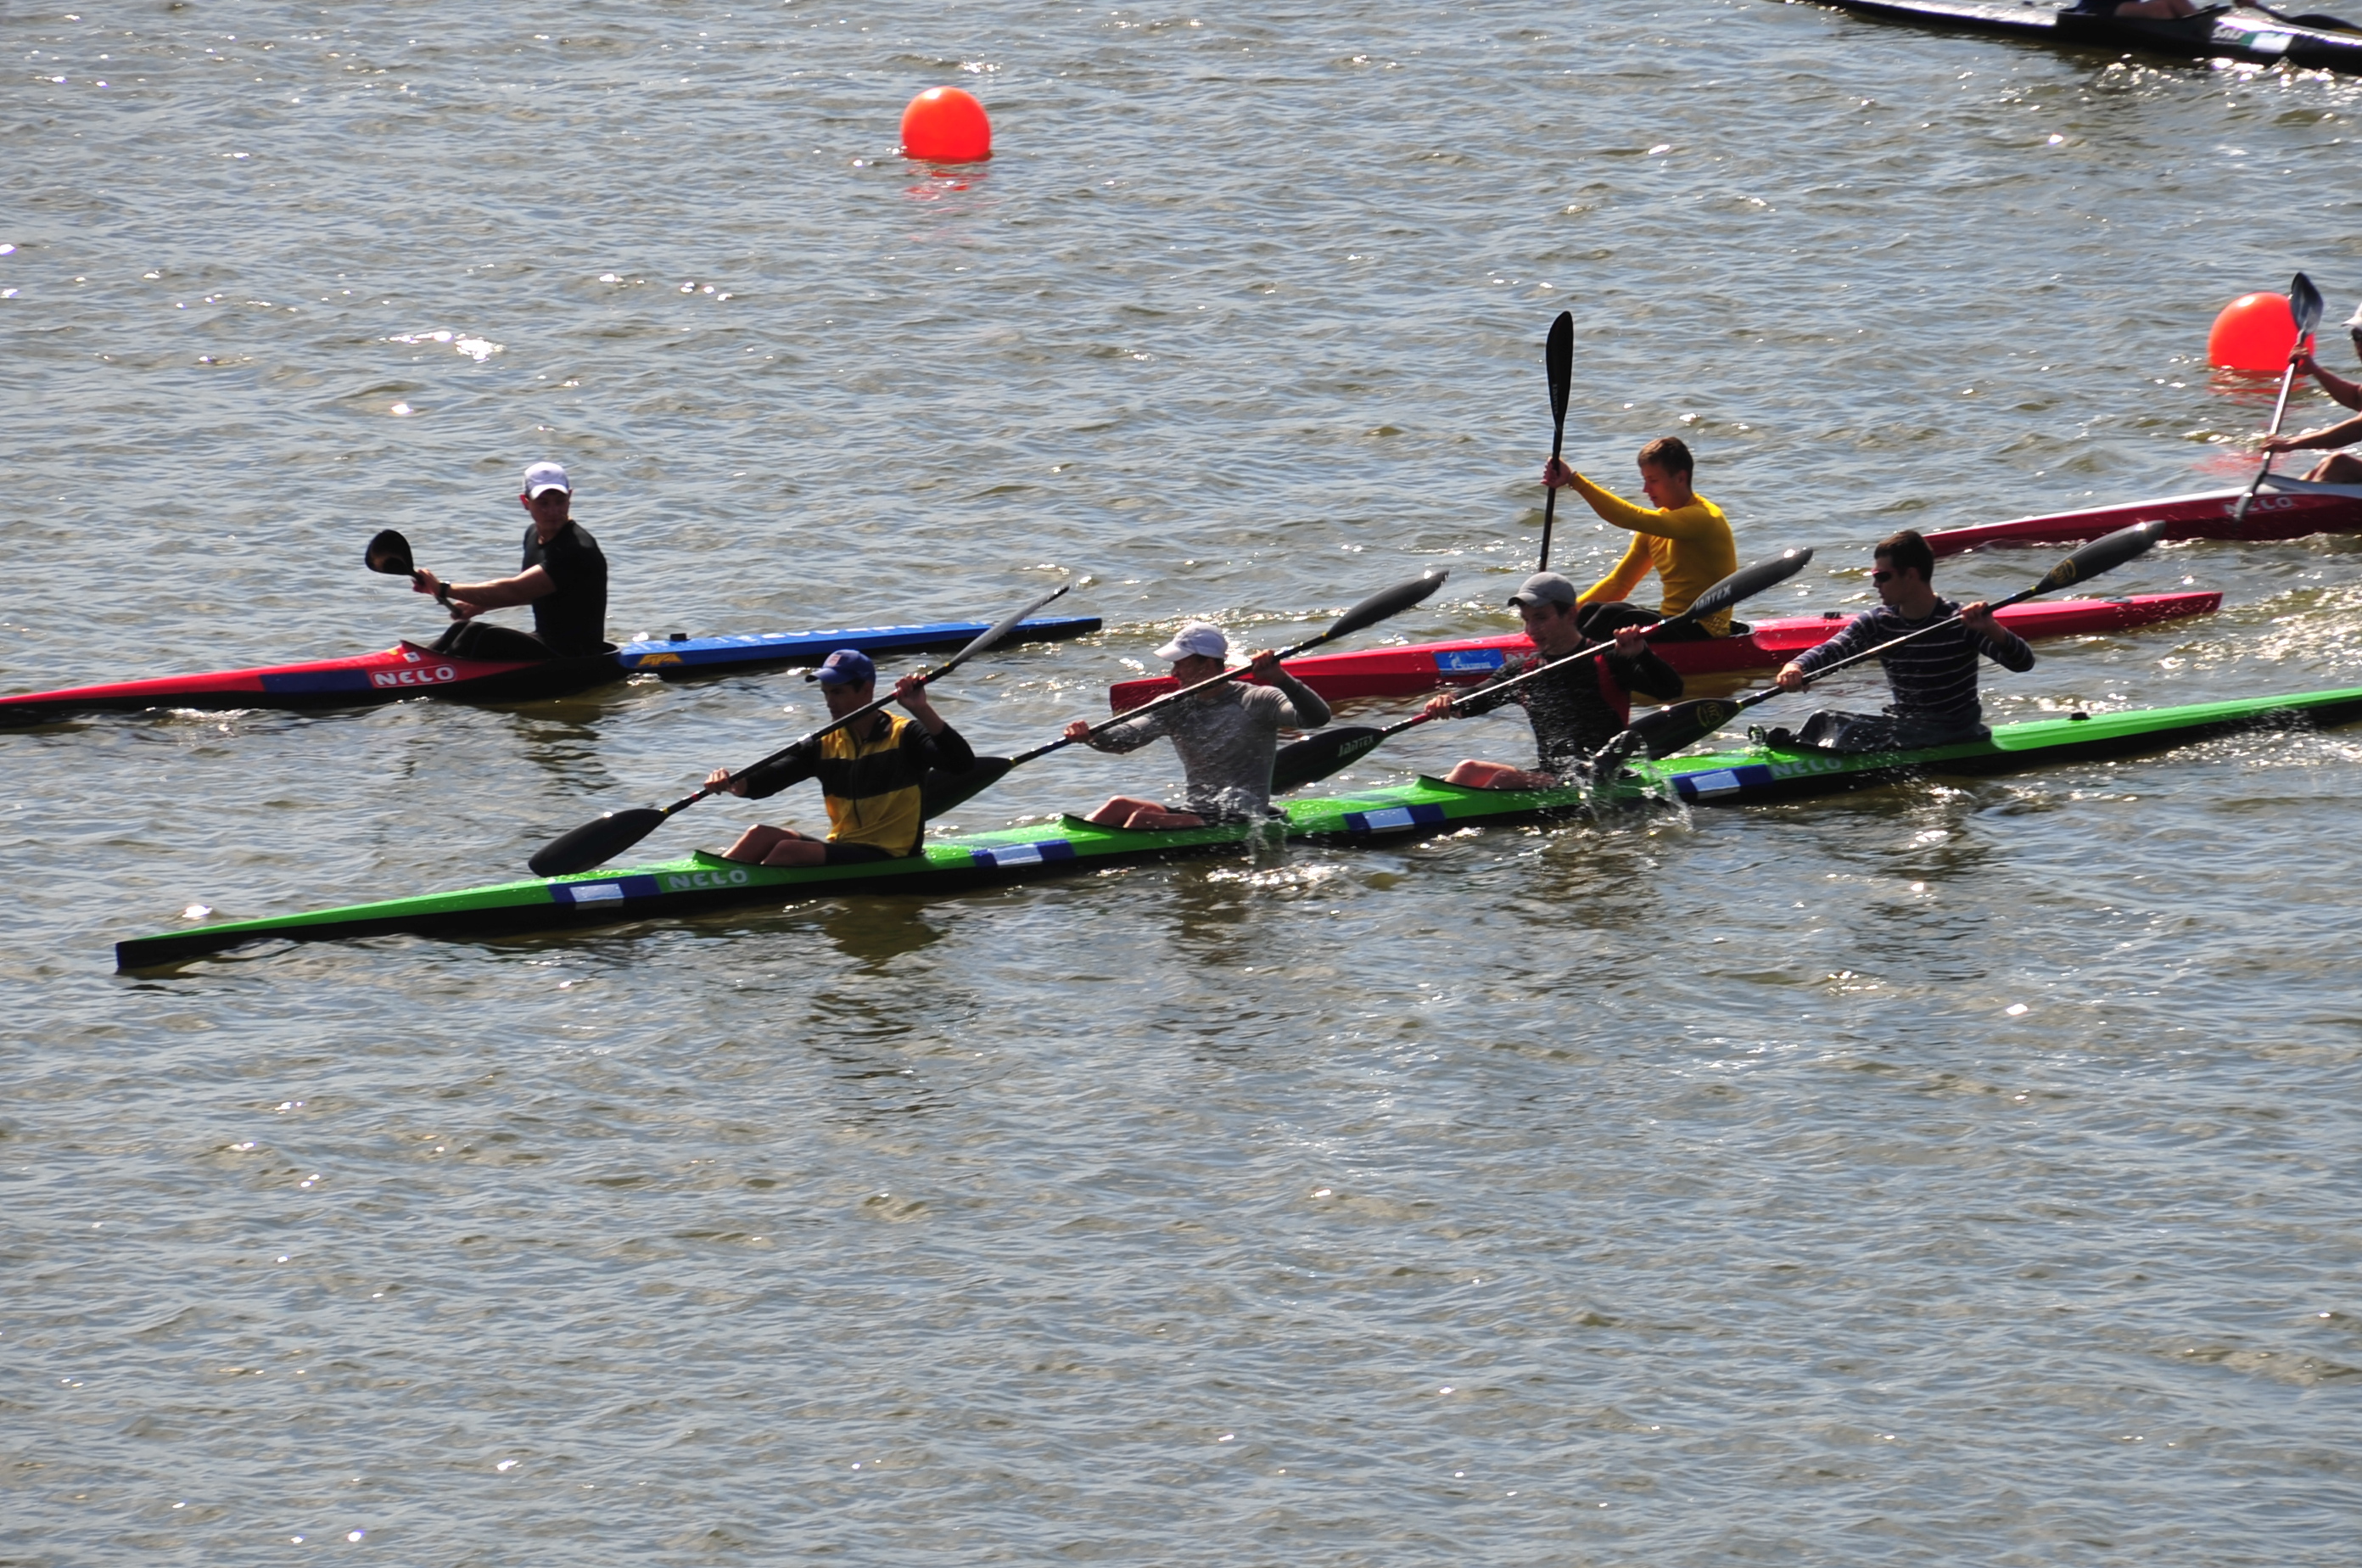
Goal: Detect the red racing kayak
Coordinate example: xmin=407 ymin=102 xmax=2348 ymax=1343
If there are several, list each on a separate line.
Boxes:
xmin=1926 ymin=477 xmax=2362 ymax=557
xmin=1105 ymin=591 xmax=2219 ymax=711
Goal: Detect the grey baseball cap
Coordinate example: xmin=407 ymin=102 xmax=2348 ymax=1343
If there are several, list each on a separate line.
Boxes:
xmin=1507 ymin=571 xmax=1579 ymax=609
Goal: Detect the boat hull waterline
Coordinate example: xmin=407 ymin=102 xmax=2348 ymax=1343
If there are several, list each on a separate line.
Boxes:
xmin=1105 ymin=592 xmax=2218 ymax=710
xmin=116 ymin=684 xmax=2362 ymax=969
xmin=0 ymin=615 xmax=1103 ymax=725
xmin=1805 ymin=0 xmax=2362 ymax=74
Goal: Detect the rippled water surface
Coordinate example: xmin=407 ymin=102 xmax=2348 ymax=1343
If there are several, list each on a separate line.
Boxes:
xmin=8 ymin=2 xmax=2362 ymax=1562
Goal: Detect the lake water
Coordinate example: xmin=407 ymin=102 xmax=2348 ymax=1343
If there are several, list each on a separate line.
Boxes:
xmin=7 ymin=2 xmax=2360 ymax=1561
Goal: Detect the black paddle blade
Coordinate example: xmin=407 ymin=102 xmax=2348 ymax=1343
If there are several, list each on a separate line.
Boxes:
xmin=1324 ymin=568 xmax=1450 ymax=643
xmin=921 ymin=757 xmax=1016 ymax=817
xmin=2292 ymin=271 xmax=2325 ymax=338
xmin=1590 ymin=726 xmax=1648 ymax=776
xmin=364 ymin=529 xmax=416 ymax=577
xmin=1270 ymin=725 xmax=1391 ymax=795
xmin=1626 ymin=697 xmax=1744 ymax=761
xmin=529 ymin=807 xmax=669 ymax=878
xmin=1680 ymin=546 xmax=1815 ymax=624
xmin=2033 ymin=520 xmax=2163 ymax=595
xmin=1544 ymin=311 xmax=1573 ymax=431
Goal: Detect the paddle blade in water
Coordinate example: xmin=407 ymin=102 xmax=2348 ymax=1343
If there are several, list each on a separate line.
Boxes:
xmin=1545 ymin=311 xmax=1573 ymax=432
xmin=1324 ymin=569 xmax=1449 ymax=643
xmin=2292 ymin=271 xmax=2325 ymax=338
xmin=529 ymin=807 xmax=670 ymax=877
xmin=921 ymin=757 xmax=1015 ymax=817
xmin=1628 ymin=697 xmax=1743 ymax=760
xmin=1590 ymin=727 xmax=1648 ymax=775
xmin=2034 ymin=521 xmax=2163 ymax=594
xmin=1270 ymin=725 xmax=1391 ymax=795
xmin=1681 ymin=546 xmax=1814 ymax=624
xmin=365 ymin=529 xmax=416 ymax=578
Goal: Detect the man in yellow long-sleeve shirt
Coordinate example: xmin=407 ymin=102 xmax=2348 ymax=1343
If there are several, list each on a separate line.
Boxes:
xmin=1540 ymin=435 xmax=1738 ymax=640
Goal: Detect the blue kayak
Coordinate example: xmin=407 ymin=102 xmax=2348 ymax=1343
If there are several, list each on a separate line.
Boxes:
xmin=0 ymin=614 xmax=1102 ymax=724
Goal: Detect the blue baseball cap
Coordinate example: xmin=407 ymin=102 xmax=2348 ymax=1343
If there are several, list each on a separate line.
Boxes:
xmin=806 ymin=648 xmax=877 ymax=686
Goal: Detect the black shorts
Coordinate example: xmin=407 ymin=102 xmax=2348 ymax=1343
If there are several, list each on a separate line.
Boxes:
xmin=432 ymin=620 xmax=557 ymax=661
xmin=1794 ymin=709 xmax=1989 ymax=754
xmin=822 ymin=842 xmax=902 ymax=865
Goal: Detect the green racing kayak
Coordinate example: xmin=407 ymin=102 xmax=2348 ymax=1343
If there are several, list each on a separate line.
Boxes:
xmin=116 ymin=683 xmax=2362 ymax=969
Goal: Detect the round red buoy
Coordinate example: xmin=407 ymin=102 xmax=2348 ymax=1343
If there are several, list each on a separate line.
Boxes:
xmin=2208 ymin=291 xmax=2300 ymax=373
xmin=900 ymin=87 xmax=992 ymax=162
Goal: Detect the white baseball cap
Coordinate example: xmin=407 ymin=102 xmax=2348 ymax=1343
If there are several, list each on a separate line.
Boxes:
xmin=1154 ymin=621 xmax=1229 ymax=662
xmin=522 ymin=460 xmax=571 ymax=498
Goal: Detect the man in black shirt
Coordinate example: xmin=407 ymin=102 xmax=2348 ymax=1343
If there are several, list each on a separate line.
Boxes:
xmin=412 ymin=461 xmax=610 ymax=659
xmin=1420 ymin=571 xmax=1683 ymax=789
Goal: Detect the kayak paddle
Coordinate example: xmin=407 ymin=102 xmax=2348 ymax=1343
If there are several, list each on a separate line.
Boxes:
xmin=1611 ymin=521 xmax=2164 ymax=764
xmin=1537 ymin=311 xmax=1574 ymax=571
xmin=365 ymin=528 xmax=452 ymax=606
xmin=922 ymin=568 xmax=1451 ymax=816
xmin=529 ymin=582 xmax=1071 ymax=876
xmin=2232 ymin=270 xmax=2325 ymax=524
xmin=1268 ymin=547 xmax=1814 ymax=794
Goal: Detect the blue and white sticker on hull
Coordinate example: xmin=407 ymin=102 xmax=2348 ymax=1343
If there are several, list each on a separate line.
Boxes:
xmin=551 ymin=874 xmax=664 ymax=904
xmin=1343 ymin=802 xmax=1451 ymax=834
xmin=969 ymin=838 xmax=1078 ymax=869
xmin=1434 ymin=649 xmax=1508 ymax=674
xmin=1671 ymin=765 xmax=1774 ymax=803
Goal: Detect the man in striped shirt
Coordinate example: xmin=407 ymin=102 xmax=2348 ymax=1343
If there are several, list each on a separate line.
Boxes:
xmin=1772 ymin=529 xmax=2034 ymax=752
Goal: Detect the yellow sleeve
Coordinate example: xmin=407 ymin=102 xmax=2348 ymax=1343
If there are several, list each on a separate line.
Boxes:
xmin=1579 ymin=532 xmax=1654 ymax=608
xmin=1570 ymin=473 xmax=1723 ymax=542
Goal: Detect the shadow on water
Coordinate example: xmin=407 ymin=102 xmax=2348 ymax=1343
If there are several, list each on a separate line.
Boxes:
xmin=809 ymin=894 xmax=951 ymax=972
xmin=1747 ymin=785 xmax=2010 ymax=983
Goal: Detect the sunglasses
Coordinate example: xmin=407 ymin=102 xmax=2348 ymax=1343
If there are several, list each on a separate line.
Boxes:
xmin=1872 ymin=568 xmax=1895 ymax=584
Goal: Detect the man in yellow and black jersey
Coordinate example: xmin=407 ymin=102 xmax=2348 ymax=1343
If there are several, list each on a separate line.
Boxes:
xmin=703 ymin=648 xmax=975 ymax=867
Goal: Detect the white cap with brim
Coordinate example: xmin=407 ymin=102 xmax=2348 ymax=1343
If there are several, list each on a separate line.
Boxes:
xmin=1154 ymin=621 xmax=1229 ymax=662
xmin=523 ymin=460 xmax=571 ymax=498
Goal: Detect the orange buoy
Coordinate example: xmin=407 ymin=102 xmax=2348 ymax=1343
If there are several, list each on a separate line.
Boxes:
xmin=900 ymin=87 xmax=991 ymax=163
xmin=2208 ymin=291 xmax=2301 ymax=373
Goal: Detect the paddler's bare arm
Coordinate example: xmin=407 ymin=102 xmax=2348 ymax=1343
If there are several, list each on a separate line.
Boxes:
xmin=2263 ymin=409 xmax=2362 ymax=455
xmin=2298 ymin=352 xmax=2362 ymax=412
xmin=412 ymin=563 xmax=556 ymax=617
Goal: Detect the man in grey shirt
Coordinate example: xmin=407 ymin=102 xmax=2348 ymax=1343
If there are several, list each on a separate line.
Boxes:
xmin=1065 ymin=621 xmax=1332 ymax=829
